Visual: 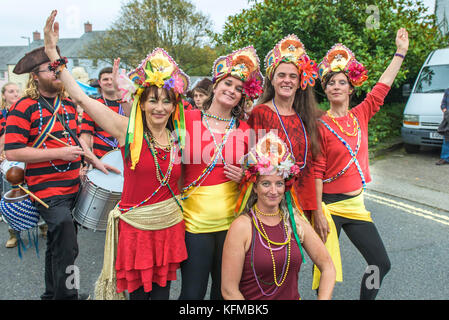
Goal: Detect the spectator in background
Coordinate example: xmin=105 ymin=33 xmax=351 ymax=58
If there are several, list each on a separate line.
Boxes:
xmin=1 ymin=82 xmax=22 ymax=248
xmin=436 ymin=87 xmax=449 ymax=165
xmin=191 ymin=78 xmax=212 ymax=110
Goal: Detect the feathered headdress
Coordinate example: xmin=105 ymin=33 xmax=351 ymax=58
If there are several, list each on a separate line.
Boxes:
xmin=212 ymin=46 xmax=264 ymax=101
xmin=318 ymin=43 xmax=368 ymax=87
xmin=265 ymin=34 xmax=318 ymax=90
xmin=117 ymin=48 xmax=190 ymax=170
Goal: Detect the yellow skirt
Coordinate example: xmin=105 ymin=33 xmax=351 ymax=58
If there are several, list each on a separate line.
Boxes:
xmin=311 ymin=191 xmax=372 ymax=290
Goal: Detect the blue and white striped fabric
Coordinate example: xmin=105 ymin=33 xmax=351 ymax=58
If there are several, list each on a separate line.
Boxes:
xmin=0 ymin=197 xmax=40 ymax=232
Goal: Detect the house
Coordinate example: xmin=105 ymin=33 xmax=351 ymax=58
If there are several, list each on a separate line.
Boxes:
xmin=0 ymin=23 xmax=109 ymax=91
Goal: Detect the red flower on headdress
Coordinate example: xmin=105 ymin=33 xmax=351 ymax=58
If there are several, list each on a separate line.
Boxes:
xmin=297 ymin=56 xmax=318 ymax=90
xmin=243 ymin=77 xmax=263 ymax=100
xmin=347 ymin=60 xmax=368 ymax=86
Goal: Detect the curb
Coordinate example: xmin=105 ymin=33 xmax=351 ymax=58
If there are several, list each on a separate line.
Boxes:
xmin=369 ymin=137 xmax=404 ymax=160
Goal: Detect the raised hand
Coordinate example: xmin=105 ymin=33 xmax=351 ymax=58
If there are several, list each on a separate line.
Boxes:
xmin=44 ymin=10 xmax=61 ymax=61
xmin=396 ymin=28 xmax=409 ymax=55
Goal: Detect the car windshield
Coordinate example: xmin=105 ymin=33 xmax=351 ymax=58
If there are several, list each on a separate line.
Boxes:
xmin=414 ymin=65 xmax=449 ymax=93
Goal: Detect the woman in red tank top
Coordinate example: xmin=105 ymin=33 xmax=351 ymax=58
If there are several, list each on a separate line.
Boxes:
xmin=221 ymin=132 xmax=335 ymax=300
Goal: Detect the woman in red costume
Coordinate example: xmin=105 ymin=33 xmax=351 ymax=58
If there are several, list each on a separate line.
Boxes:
xmin=312 ymin=28 xmax=409 ymax=299
xmin=179 ymin=46 xmax=263 ymax=300
xmin=44 ymin=10 xmax=188 ymax=300
xmin=248 ymin=35 xmax=322 ymax=221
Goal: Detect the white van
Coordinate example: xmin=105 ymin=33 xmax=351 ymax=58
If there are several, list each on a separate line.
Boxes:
xmin=401 ymin=47 xmax=449 ymax=153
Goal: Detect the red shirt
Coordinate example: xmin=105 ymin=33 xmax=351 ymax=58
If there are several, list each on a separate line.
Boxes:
xmin=4 ymin=97 xmax=81 ymax=201
xmin=119 ymin=140 xmax=182 ymax=209
xmin=81 ymin=97 xmax=123 ymax=158
xmin=182 ymin=109 xmax=250 ymax=187
xmin=247 ymin=105 xmax=317 ymax=211
xmin=314 ymin=83 xmax=391 ymax=193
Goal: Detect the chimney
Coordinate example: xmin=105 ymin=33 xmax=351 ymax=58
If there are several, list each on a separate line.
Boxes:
xmin=84 ymin=22 xmax=92 ymax=33
xmin=33 ymin=31 xmax=41 ymax=41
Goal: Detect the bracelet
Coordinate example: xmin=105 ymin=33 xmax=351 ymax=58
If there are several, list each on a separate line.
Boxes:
xmin=49 ymin=57 xmax=68 ymax=73
xmin=394 ymin=52 xmax=405 ymax=59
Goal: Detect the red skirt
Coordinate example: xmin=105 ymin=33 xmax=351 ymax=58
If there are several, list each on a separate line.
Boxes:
xmin=115 ymin=219 xmax=187 ymax=294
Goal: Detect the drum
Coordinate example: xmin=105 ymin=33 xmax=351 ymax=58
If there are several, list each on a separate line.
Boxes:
xmin=72 ymin=150 xmax=124 ymax=231
xmin=0 ymin=189 xmax=40 ymax=232
xmin=1 ymin=160 xmax=25 ymax=175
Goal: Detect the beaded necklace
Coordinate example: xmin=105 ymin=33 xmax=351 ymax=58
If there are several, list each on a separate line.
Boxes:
xmin=254 ymin=204 xmax=281 ymax=217
xmin=319 ymin=116 xmax=366 ymax=189
xmin=37 ymin=99 xmax=73 ymax=173
xmin=202 ymin=111 xmax=230 ymax=165
xmin=271 ymin=99 xmax=308 ymax=170
xmin=327 ymin=110 xmax=358 ymax=137
xmin=202 ymin=111 xmax=232 ymax=125
xmin=181 ymin=116 xmax=236 ymax=200
xmin=118 ymin=131 xmax=182 ymax=213
xmin=249 ymin=208 xmax=291 ymax=294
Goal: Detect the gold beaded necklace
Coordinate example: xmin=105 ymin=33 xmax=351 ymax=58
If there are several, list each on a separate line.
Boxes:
xmin=327 ymin=110 xmax=358 ymax=137
xmin=253 ymin=207 xmax=291 ymax=287
xmin=254 ymin=204 xmax=281 ymax=217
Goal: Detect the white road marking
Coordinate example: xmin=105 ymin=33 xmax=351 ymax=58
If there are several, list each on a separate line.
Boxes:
xmin=365 ymin=192 xmax=449 ymax=227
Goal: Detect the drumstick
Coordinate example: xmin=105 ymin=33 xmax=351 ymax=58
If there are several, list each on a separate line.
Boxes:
xmin=46 ymin=133 xmax=70 ymax=147
xmin=16 ymin=184 xmax=49 ymax=209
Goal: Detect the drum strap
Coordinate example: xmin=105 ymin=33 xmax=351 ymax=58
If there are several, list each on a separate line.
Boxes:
xmin=37 ymin=96 xmax=85 ymax=164
xmin=31 ymin=96 xmax=62 ymax=148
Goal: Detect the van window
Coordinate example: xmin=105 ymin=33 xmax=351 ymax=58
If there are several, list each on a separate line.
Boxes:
xmin=415 ymin=65 xmax=449 ymax=93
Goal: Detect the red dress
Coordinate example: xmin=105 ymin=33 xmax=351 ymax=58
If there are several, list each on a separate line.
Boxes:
xmin=248 ymin=105 xmax=317 ymax=211
xmin=115 ymin=141 xmax=187 ymax=294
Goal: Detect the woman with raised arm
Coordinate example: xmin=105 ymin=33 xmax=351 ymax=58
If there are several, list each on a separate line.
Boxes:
xmin=221 ymin=132 xmax=335 ymax=300
xmin=44 ymin=10 xmax=188 ymax=300
xmin=178 ymin=47 xmax=262 ymax=300
xmin=312 ymin=28 xmax=409 ymax=299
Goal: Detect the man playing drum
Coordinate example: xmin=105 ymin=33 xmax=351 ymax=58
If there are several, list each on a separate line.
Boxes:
xmin=4 ymin=46 xmax=117 ymax=300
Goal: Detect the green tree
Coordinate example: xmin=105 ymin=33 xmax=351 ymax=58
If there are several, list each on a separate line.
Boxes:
xmin=82 ymin=0 xmax=218 ymax=75
xmin=217 ymin=0 xmax=448 ymax=100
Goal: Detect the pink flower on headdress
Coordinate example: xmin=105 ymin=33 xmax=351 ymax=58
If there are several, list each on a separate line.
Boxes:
xmin=173 ymin=75 xmax=185 ymax=94
xmin=347 ymin=61 xmax=368 ymax=86
xmin=256 ymin=157 xmax=275 ymax=175
xmin=290 ymin=163 xmax=301 ymax=176
xmin=243 ymin=77 xmax=263 ymax=100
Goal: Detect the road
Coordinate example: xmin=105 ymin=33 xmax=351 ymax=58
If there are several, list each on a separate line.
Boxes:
xmin=0 ymin=146 xmax=448 ymax=300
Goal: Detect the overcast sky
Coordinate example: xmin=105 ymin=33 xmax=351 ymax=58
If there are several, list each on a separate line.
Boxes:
xmin=0 ymin=0 xmax=436 ymax=46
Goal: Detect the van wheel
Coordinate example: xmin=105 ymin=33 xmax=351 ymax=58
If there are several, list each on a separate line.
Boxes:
xmin=404 ymin=143 xmax=420 ymax=154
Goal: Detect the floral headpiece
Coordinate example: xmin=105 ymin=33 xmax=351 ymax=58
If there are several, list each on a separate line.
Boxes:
xmin=212 ymin=46 xmax=263 ymax=101
xmin=235 ymin=132 xmax=302 ymax=216
xmin=318 ymin=43 xmax=368 ymax=87
xmin=117 ymin=48 xmax=189 ymax=170
xmin=265 ymin=34 xmax=318 ymax=90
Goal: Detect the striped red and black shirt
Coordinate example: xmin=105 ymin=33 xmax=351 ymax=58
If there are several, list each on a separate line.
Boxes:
xmin=4 ymin=96 xmax=81 ymax=201
xmin=81 ymin=97 xmax=123 ymax=158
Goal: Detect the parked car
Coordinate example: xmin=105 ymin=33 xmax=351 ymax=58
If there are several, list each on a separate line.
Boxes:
xmin=401 ymin=47 xmax=449 ymax=153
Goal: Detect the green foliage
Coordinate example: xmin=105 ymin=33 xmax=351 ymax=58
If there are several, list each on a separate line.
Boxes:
xmin=217 ymin=0 xmax=449 ymax=97
xmin=82 ymin=0 xmax=218 ymax=75
xmin=367 ymin=102 xmax=405 ymax=147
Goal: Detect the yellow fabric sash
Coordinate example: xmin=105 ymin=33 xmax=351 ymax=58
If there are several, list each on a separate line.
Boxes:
xmin=94 ymin=197 xmax=183 ymax=300
xmin=311 ymin=191 xmax=371 ymax=290
xmin=182 ymin=181 xmax=239 ymax=233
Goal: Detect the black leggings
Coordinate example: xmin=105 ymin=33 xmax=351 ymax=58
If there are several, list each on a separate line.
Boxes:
xmin=178 ymin=231 xmax=227 ymax=300
xmin=332 ymin=215 xmax=391 ymax=300
xmin=129 ymin=283 xmax=171 ymax=300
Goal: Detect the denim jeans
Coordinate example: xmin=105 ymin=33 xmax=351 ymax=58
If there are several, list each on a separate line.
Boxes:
xmin=440 ymin=138 xmax=449 ymax=161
